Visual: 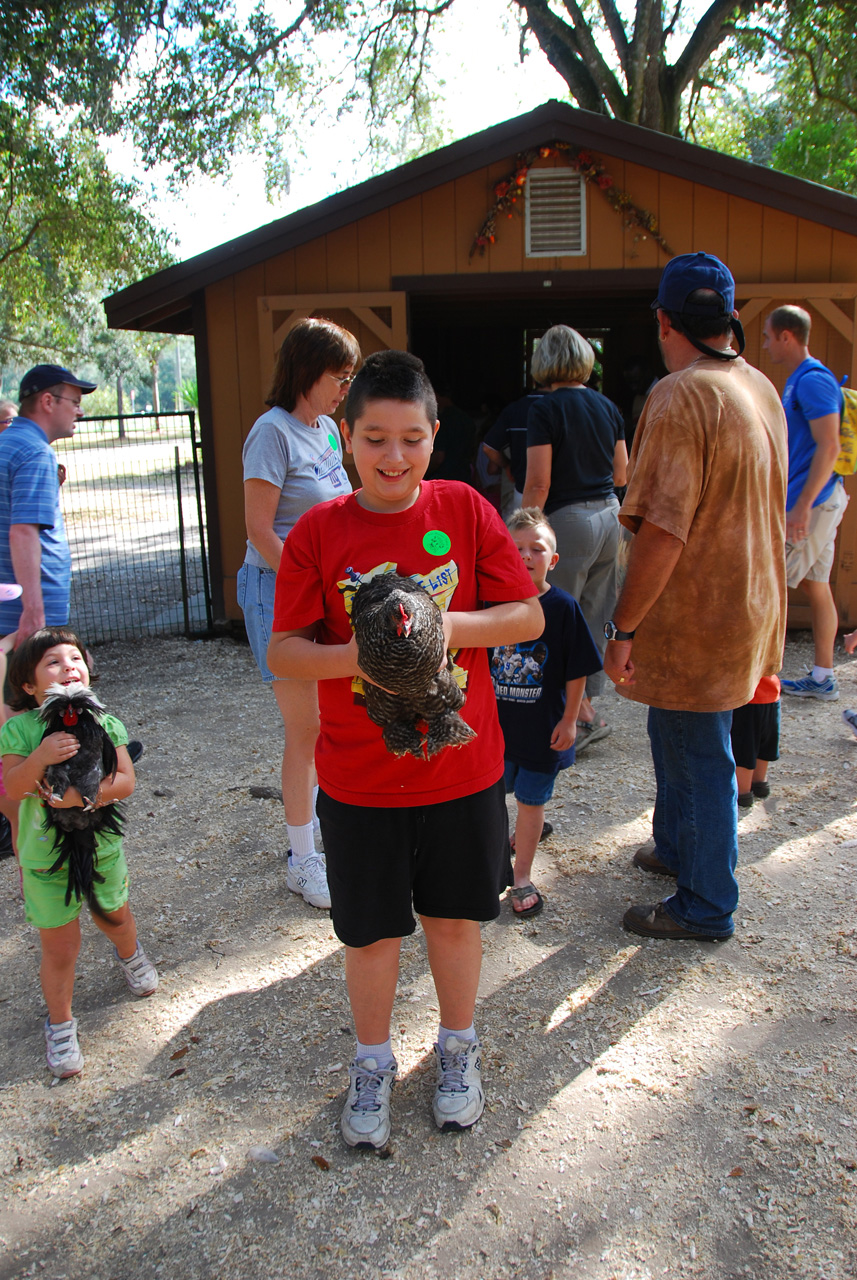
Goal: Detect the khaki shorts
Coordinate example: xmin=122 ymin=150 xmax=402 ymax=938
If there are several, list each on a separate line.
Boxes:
xmin=786 ymin=482 xmax=848 ymax=587
xmin=22 ymin=844 xmax=130 ymax=930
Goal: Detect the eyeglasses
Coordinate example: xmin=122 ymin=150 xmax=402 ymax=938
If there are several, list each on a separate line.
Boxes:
xmin=327 ymin=373 xmax=354 ymax=389
xmin=50 ymin=394 xmax=83 ymax=409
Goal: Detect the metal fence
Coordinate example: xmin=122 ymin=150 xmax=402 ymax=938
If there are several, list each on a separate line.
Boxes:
xmin=55 ymin=411 xmax=213 ymax=643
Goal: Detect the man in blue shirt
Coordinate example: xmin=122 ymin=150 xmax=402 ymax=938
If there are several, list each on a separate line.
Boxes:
xmin=763 ymin=306 xmax=846 ymax=700
xmin=0 ymin=364 xmax=96 ymax=645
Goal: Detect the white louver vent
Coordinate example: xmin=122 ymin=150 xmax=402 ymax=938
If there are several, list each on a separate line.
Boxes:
xmin=525 ymin=168 xmax=586 ymax=258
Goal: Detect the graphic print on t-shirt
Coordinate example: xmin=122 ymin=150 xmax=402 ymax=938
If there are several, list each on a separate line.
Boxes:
xmin=313 ymin=442 xmax=346 ymax=487
xmin=491 ymin=640 xmax=548 ymax=702
xmin=336 ymin=558 xmax=465 ymax=698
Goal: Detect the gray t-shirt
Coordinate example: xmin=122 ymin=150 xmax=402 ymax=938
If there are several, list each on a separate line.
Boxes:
xmin=242 ymin=406 xmax=352 ymax=569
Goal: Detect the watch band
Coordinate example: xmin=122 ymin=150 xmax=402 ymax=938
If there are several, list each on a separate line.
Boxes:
xmin=604 ymin=619 xmax=636 ymax=642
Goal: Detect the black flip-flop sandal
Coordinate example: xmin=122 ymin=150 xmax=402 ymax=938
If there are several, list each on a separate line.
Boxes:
xmin=510 ymin=884 xmax=544 ymax=918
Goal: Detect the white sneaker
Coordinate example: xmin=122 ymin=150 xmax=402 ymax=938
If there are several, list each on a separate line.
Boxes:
xmin=45 ymin=1017 xmax=84 ymax=1078
xmin=341 ymin=1057 xmax=397 ymax=1148
xmin=287 ymin=852 xmax=331 ymax=909
xmin=432 ymin=1036 xmax=485 ymax=1130
xmin=114 ymin=944 xmax=159 ymax=997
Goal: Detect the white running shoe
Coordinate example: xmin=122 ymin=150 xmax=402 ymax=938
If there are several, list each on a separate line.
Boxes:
xmin=45 ymin=1017 xmax=84 ymax=1078
xmin=287 ymin=852 xmax=331 ymax=909
xmin=341 ymin=1057 xmax=397 ymax=1148
xmin=114 ymin=944 xmax=159 ymax=997
xmin=432 ymin=1036 xmax=485 ymax=1130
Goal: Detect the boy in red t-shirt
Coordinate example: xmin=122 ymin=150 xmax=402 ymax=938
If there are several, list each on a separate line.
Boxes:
xmin=268 ymin=351 xmax=542 ymax=1151
xmin=731 ymin=674 xmax=781 ymax=808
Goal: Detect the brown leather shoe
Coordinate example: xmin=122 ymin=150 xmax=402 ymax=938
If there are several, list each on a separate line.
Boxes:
xmin=631 ymin=840 xmax=677 ymax=877
xmin=623 ymin=901 xmax=731 ymax=942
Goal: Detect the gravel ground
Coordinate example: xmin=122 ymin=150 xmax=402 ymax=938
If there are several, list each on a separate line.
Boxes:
xmin=0 ymin=633 xmax=855 ymax=1280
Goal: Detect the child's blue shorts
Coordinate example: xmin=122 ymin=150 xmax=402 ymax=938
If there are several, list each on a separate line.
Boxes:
xmin=504 ymin=760 xmax=558 ymax=807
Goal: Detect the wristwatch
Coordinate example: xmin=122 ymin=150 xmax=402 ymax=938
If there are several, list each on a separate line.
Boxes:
xmin=604 ymin=619 xmax=636 ymax=642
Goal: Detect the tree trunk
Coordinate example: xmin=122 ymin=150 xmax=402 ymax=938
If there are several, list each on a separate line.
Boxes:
xmin=151 ymin=359 xmax=160 ymax=414
xmin=117 ymin=373 xmax=125 ymax=440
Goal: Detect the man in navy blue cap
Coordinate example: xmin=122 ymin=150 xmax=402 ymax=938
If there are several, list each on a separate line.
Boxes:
xmin=0 ymin=364 xmax=96 ymax=644
xmin=602 ymin=253 xmax=788 ymax=942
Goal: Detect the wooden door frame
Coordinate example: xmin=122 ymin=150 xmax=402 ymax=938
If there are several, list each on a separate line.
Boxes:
xmin=257 ymin=292 xmax=408 ymax=396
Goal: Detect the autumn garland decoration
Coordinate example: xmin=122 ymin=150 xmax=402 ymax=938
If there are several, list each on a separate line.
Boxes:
xmin=469 ymin=142 xmax=674 ymax=260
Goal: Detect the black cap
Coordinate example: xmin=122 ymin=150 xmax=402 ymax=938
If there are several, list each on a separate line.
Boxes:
xmin=19 ymin=364 xmax=97 ymax=400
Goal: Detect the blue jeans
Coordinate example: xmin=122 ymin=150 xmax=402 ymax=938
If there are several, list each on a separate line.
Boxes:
xmin=648 ymin=707 xmax=738 ymax=939
xmin=236 ymin=561 xmax=277 ymax=683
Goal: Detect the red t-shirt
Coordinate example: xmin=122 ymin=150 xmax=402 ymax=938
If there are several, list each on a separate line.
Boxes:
xmin=750 ymin=674 xmax=781 ymax=704
xmin=273 ymin=480 xmax=538 ymax=808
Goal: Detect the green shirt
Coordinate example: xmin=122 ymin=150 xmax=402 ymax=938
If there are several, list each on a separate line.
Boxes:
xmin=0 ymin=708 xmax=128 ymax=868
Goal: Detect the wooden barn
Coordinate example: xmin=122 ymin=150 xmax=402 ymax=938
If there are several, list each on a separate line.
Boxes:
xmin=104 ymin=99 xmax=857 ymax=627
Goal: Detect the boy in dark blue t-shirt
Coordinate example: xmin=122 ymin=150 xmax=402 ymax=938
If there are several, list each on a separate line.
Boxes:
xmin=491 ymin=508 xmax=602 ymax=917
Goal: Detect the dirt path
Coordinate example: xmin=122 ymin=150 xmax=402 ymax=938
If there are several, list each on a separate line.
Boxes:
xmin=0 ymin=634 xmax=855 ymax=1280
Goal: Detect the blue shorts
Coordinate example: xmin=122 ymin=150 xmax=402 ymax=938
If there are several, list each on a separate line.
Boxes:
xmin=237 ymin=562 xmax=277 ymax=683
xmin=504 ymin=760 xmax=558 ymax=807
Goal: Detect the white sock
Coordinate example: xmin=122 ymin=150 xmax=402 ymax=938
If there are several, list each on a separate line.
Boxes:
xmin=355 ymin=1037 xmax=395 ymax=1067
xmin=312 ymin=785 xmax=320 ymax=832
xmin=812 ymin=666 xmax=834 ymax=683
xmin=287 ymin=822 xmax=316 ymax=862
xmin=438 ymin=1023 xmax=476 ymax=1051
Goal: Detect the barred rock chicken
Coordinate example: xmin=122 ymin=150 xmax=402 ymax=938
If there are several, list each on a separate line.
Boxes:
xmin=351 ymin=572 xmax=476 ymax=759
xmin=38 ymin=682 xmax=123 ymax=912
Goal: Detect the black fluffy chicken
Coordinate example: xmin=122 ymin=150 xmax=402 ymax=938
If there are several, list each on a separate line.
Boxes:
xmin=38 ymin=682 xmax=123 ymax=911
xmin=351 ymin=572 xmax=477 ymax=759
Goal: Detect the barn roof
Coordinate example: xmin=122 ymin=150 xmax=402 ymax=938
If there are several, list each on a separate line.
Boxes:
xmin=105 ymin=98 xmax=857 ymax=334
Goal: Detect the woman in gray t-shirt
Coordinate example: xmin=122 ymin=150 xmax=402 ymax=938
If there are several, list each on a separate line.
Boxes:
xmin=237 ymin=317 xmax=360 ymax=911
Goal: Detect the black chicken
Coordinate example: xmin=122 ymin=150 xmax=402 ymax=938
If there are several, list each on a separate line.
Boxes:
xmin=351 ymin=572 xmax=477 ymax=759
xmin=38 ymin=682 xmax=123 ymax=912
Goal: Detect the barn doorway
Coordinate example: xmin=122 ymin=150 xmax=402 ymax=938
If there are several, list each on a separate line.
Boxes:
xmin=407 ymin=286 xmax=662 ymax=433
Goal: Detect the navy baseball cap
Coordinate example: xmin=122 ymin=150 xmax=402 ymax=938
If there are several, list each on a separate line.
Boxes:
xmin=19 ymin=364 xmax=97 ymax=400
xmin=652 ymin=252 xmax=735 ymax=317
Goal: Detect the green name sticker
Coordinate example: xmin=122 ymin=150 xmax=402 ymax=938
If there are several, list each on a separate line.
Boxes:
xmin=423 ymin=529 xmax=451 ymax=556
xmin=328 ymin=433 xmax=338 ymax=450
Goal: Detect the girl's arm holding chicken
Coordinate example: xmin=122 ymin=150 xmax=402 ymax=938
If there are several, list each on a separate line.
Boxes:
xmin=4 ymin=739 xmax=135 ymax=810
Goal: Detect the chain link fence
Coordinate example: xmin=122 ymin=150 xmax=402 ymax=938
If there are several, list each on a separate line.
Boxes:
xmin=55 ymin=411 xmax=213 ymax=644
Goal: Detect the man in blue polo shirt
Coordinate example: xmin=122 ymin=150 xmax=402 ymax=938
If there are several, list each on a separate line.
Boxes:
xmin=0 ymin=364 xmax=96 ymax=645
xmin=763 ymin=306 xmax=846 ymax=701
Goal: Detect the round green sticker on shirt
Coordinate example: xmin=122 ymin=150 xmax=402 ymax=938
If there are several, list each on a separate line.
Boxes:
xmin=328 ymin=433 xmax=338 ymax=450
xmin=423 ymin=529 xmax=451 ymax=556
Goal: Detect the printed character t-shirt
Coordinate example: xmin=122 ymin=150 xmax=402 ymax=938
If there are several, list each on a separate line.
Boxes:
xmin=273 ymin=480 xmax=538 ymax=808
xmin=242 ymin=407 xmax=352 ymax=569
xmin=491 ymin=585 xmax=602 ymax=773
xmin=619 ymin=357 xmax=788 ymax=713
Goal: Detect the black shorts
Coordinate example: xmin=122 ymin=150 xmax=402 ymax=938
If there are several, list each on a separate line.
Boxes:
xmin=317 ymin=779 xmax=512 ymax=948
xmin=730 ymin=701 xmax=780 ymax=771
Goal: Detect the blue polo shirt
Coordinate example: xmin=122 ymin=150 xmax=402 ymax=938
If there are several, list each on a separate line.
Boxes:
xmin=783 ymin=357 xmax=843 ymax=510
xmin=0 ymin=417 xmax=70 ymax=632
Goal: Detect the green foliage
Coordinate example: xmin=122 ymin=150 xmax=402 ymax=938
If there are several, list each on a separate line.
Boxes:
xmin=180 ymin=378 xmax=200 ymax=410
xmin=0 ymin=109 xmax=173 ymax=364
xmin=690 ymin=69 xmax=857 ymax=198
